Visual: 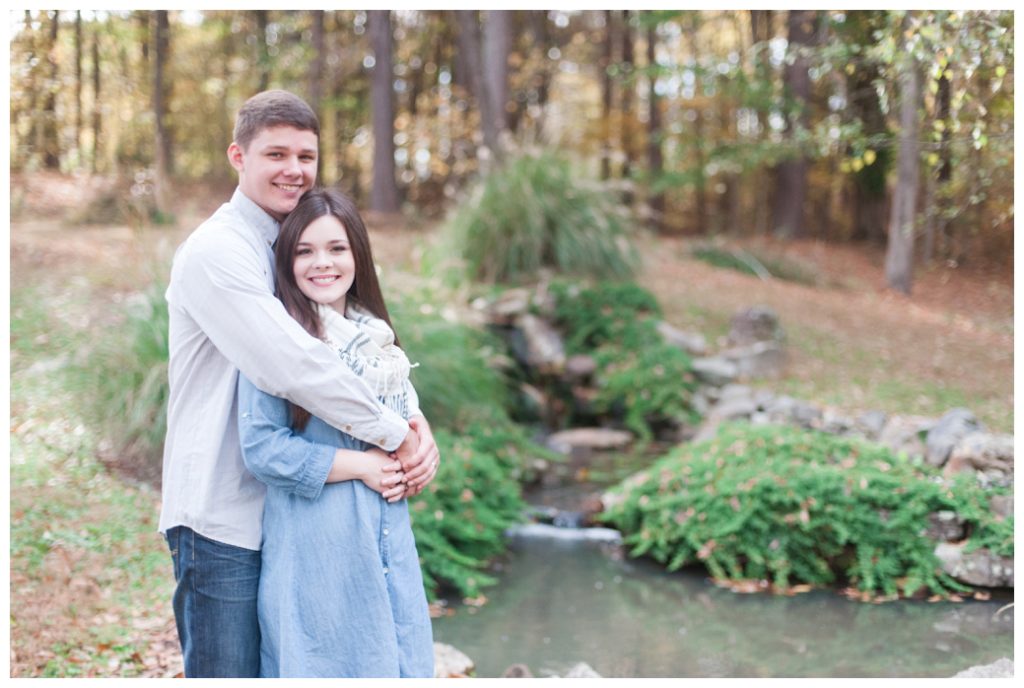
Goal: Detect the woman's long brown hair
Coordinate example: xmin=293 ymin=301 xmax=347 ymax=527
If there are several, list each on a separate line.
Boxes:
xmin=274 ymin=187 xmax=400 ymax=430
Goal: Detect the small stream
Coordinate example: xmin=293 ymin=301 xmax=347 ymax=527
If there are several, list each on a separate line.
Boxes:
xmin=431 ymin=448 xmax=1014 ymax=678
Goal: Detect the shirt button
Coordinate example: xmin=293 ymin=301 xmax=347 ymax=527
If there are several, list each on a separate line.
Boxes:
xmin=383 ymin=567 xmax=389 ymax=575
xmin=383 ymin=529 xmax=390 ymax=536
xmin=344 ymin=424 xmax=352 ymax=432
xmin=377 ymin=438 xmax=387 ymax=446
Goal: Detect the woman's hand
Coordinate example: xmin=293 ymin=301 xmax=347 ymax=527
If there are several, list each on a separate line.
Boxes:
xmin=398 ymin=415 xmax=441 ymax=497
xmin=360 ymin=448 xmax=408 ymax=503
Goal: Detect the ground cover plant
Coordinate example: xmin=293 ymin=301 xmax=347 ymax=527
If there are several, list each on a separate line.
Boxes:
xmin=602 ymin=422 xmax=1011 ymax=599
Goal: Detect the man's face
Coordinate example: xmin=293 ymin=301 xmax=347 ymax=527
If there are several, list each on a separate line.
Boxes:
xmin=227 ymin=125 xmax=318 ymax=221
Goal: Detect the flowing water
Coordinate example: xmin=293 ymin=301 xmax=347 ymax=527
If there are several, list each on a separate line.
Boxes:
xmin=431 ymin=448 xmax=1014 ymax=678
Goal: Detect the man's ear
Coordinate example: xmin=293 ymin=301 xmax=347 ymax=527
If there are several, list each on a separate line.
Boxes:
xmin=227 ymin=142 xmax=245 ymax=172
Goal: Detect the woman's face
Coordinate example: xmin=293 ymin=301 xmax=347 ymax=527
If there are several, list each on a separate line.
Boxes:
xmin=292 ymin=214 xmax=356 ymax=313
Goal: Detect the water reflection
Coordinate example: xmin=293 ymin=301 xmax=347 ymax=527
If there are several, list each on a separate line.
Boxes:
xmin=431 ymin=536 xmax=1013 ymax=678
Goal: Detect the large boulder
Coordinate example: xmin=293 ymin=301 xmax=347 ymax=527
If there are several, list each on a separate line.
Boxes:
xmin=475 ymin=287 xmax=532 ymax=325
xmin=514 ymin=313 xmax=566 ymax=374
xmin=691 ymin=356 xmax=739 ymax=387
xmin=943 ymin=432 xmax=1014 ymax=486
xmin=719 ymin=341 xmax=786 ymax=379
xmin=546 ymin=428 xmax=633 ymax=459
xmin=952 ymin=658 xmax=1014 ymax=678
xmin=878 ymin=415 xmax=935 ymax=460
xmin=934 ymin=542 xmax=1014 ymax=588
xmin=925 ymin=408 xmax=984 ymax=467
xmin=727 ymin=305 xmax=784 ymax=346
xmin=434 ymin=643 xmax=475 ymax=678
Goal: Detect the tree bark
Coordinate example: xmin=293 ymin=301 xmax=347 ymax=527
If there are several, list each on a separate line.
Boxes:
xmin=92 ymin=21 xmax=101 ymax=173
xmin=600 ymin=10 xmax=614 ymax=180
xmin=620 ymin=10 xmax=635 ymax=184
xmin=75 ymin=11 xmax=83 ymax=158
xmin=369 ymin=10 xmax=400 ymax=213
xmin=885 ymin=51 xmax=921 ymax=295
xmin=646 ymin=13 xmax=665 ymax=230
xmin=41 ymin=11 xmax=60 ymax=169
xmin=255 ymin=10 xmax=270 ymax=91
xmin=771 ymin=9 xmax=816 ymax=239
xmin=749 ymin=9 xmax=773 ymax=235
xmin=454 ymin=11 xmax=500 ymax=161
xmin=153 ymin=10 xmax=173 ymax=217
xmin=482 ymin=10 xmax=511 ymax=135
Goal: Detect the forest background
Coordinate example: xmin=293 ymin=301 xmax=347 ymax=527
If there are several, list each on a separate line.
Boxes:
xmin=7 ymin=8 xmax=1015 ymax=678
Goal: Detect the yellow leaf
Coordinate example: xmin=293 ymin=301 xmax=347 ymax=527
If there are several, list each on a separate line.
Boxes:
xmin=863 ymin=149 xmax=877 ymax=165
xmin=851 ymin=159 xmax=864 ymax=173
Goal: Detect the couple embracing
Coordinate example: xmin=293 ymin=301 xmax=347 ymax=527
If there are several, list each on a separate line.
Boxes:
xmin=158 ymin=90 xmax=437 ymax=678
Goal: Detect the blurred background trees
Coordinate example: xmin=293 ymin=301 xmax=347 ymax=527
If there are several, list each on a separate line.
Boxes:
xmin=9 ymin=9 xmax=1014 ymax=292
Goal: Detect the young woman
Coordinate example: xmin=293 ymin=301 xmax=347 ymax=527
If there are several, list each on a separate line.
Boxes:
xmin=236 ymin=188 xmax=434 ymax=677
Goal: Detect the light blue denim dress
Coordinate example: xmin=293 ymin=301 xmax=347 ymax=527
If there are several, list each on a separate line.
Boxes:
xmin=237 ymin=374 xmax=434 ymax=678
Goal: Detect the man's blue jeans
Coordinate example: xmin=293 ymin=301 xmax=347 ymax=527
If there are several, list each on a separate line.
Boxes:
xmin=165 ymin=525 xmax=261 ymax=678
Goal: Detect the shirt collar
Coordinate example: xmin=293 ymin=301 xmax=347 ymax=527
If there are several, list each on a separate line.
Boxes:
xmin=230 ymin=187 xmax=280 ymax=247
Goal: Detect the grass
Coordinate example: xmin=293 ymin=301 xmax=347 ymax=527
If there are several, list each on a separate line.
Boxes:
xmin=10 ymin=269 xmax=178 ymax=677
xmin=692 ymin=245 xmax=834 ymax=287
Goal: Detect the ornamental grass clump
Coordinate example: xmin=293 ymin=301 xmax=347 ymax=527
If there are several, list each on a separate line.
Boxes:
xmin=449 ymin=150 xmax=638 ymax=284
xmin=602 ymin=422 xmax=1010 ymax=599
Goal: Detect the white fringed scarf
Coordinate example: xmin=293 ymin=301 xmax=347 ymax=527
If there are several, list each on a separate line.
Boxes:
xmin=318 ymin=303 xmax=415 ymax=419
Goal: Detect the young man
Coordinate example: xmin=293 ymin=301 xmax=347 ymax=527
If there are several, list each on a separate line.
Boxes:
xmin=159 ymin=90 xmax=440 ymax=678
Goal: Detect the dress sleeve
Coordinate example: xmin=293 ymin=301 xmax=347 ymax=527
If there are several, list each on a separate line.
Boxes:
xmin=237 ymin=373 xmax=337 ymax=500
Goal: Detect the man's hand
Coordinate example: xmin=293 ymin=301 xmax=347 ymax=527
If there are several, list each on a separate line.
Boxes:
xmin=392 ymin=415 xmax=440 ymax=496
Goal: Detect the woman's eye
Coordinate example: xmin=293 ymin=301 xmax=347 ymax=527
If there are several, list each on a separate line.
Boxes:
xmin=296 ymin=248 xmax=311 ymax=256
xmin=332 ymin=246 xmax=347 ymax=253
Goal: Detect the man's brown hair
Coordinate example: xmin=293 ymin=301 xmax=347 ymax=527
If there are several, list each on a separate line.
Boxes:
xmin=232 ymin=90 xmax=319 ymax=151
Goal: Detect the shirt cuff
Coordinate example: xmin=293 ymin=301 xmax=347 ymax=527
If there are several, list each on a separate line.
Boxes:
xmin=293 ymin=442 xmax=337 ymax=500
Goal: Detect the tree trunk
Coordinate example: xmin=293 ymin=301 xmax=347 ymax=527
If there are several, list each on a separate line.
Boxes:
xmin=454 ymin=11 xmax=500 ymax=161
xmin=255 ymin=10 xmax=270 ymax=91
xmin=885 ymin=52 xmax=921 ymax=295
xmin=749 ymin=9 xmax=773 ymax=235
xmin=308 ymin=10 xmax=324 ymax=115
xmin=600 ymin=10 xmax=614 ymax=180
xmin=482 ymin=10 xmax=511 ymax=136
xmin=75 ymin=11 xmax=83 ymax=159
xmin=92 ymin=21 xmax=101 ymax=173
xmin=41 ymin=11 xmax=60 ymax=169
xmin=620 ymin=10 xmax=635 ymax=185
xmin=646 ymin=14 xmax=665 ymax=231
xmin=369 ymin=10 xmax=400 ymax=213
xmin=771 ymin=9 xmax=816 ymax=239
xmin=153 ymin=10 xmax=172 ymax=218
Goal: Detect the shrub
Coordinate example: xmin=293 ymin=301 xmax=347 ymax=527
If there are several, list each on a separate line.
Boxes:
xmin=602 ymin=422 xmax=1009 ymax=599
xmin=409 ymin=424 xmax=530 ymax=600
xmin=448 ymin=149 xmax=638 ymax=283
xmin=551 ymin=280 xmax=662 ymax=354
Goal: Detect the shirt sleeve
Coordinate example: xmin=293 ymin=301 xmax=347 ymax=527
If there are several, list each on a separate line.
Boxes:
xmin=237 ymin=374 xmax=335 ymax=499
xmin=405 ymin=379 xmax=422 ymax=421
xmin=173 ymin=229 xmax=409 ymax=451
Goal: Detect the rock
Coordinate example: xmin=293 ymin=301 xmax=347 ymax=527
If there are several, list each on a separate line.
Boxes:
xmin=727 ymin=305 xmax=784 ymax=346
xmin=515 ymin=313 xmax=566 ymax=374
xmin=657 ymin=321 xmax=708 ymax=355
xmin=989 ymin=494 xmax=1013 ymax=520
xmin=820 ymin=409 xmax=854 ymax=435
xmin=563 ymin=662 xmax=602 ymax=678
xmin=925 ymin=510 xmax=966 ymax=542
xmin=878 ymin=415 xmax=935 ymax=460
xmin=479 ymin=288 xmax=532 ymax=325
xmin=691 ymin=356 xmax=738 ymax=387
xmin=720 ymin=341 xmax=786 ymax=379
xmin=925 ymin=408 xmax=984 ymax=467
xmin=434 ymin=642 xmax=475 ymax=678
xmin=953 ymin=658 xmax=1014 ymax=678
xmin=718 ymin=383 xmax=754 ymax=403
xmin=564 ymin=354 xmax=598 ymax=381
xmin=944 ymin=432 xmax=1014 ymax=484
xmin=519 ymin=382 xmax=549 ymax=419
xmin=934 ymin=542 xmax=1014 ymax=588
xmin=709 ymin=397 xmax=758 ymax=422
xmin=502 ymin=663 xmax=534 ymax=678
xmin=690 ymin=389 xmax=712 ymax=417
xmin=854 ymin=410 xmax=888 ymax=440
xmin=546 ymin=428 xmax=634 ymax=456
